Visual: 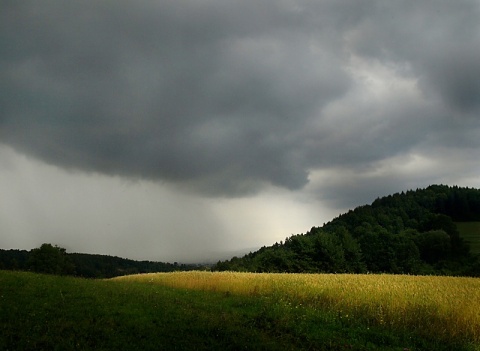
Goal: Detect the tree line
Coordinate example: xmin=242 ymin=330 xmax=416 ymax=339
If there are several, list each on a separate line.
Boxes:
xmin=214 ymin=185 xmax=480 ymax=276
xmin=0 ymin=244 xmax=202 ymax=278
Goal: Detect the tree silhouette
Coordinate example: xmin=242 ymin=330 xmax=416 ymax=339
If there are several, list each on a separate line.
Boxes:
xmin=27 ymin=243 xmax=75 ymax=275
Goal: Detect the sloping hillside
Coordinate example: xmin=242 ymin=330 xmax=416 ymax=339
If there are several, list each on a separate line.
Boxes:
xmin=214 ymin=185 xmax=480 ymax=276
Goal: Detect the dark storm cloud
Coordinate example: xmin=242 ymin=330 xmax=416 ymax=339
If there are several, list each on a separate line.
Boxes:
xmin=1 ymin=0 xmax=480 ymax=197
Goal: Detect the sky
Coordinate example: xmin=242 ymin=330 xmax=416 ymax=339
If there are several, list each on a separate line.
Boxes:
xmin=1 ymin=0 xmax=480 ymax=263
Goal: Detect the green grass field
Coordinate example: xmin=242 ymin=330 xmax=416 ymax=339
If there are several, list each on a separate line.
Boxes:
xmin=1 ymin=270 xmax=480 ymax=350
xmin=457 ymin=222 xmax=480 ymax=255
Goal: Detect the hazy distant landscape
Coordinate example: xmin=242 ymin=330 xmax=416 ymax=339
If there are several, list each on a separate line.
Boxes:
xmin=2 ymin=185 xmax=479 ymax=278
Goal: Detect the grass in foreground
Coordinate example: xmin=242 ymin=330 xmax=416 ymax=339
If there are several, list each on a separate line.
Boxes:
xmin=117 ymin=271 xmax=480 ymax=349
xmin=1 ymin=270 xmax=479 ymax=350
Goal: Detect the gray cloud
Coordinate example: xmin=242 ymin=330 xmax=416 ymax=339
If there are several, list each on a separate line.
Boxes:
xmin=343 ymin=0 xmax=480 ymax=114
xmin=2 ymin=0 xmax=480 ymax=199
xmin=310 ymin=146 xmax=480 ymax=211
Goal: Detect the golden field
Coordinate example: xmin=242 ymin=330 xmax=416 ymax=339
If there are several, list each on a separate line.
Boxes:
xmin=115 ymin=271 xmax=480 ymax=345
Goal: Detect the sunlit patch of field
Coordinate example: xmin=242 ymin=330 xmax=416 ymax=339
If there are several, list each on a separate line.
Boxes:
xmin=116 ymin=271 xmax=480 ymax=346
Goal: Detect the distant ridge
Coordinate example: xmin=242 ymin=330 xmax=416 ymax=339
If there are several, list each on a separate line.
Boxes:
xmin=0 ymin=248 xmax=202 ymax=278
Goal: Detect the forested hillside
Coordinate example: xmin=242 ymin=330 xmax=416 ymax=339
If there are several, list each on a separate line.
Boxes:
xmin=214 ymin=185 xmax=480 ymax=276
xmin=0 ymin=244 xmax=200 ymax=278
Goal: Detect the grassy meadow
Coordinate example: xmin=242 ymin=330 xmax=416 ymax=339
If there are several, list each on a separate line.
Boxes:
xmin=457 ymin=222 xmax=480 ymax=255
xmin=118 ymin=272 xmax=480 ymax=347
xmin=1 ymin=270 xmax=480 ymax=350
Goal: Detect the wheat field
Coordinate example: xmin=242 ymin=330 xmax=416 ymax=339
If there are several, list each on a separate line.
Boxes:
xmin=115 ymin=271 xmax=480 ymax=345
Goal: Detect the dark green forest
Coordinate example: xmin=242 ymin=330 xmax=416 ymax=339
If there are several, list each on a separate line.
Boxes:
xmin=214 ymin=185 xmax=480 ymax=276
xmin=0 ymin=244 xmax=200 ymax=278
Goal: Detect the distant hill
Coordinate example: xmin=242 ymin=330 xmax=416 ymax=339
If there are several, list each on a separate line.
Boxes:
xmin=0 ymin=247 xmax=201 ymax=278
xmin=214 ymin=185 xmax=480 ymax=276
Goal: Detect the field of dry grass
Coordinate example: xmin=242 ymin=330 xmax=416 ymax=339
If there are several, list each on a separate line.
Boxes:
xmin=116 ymin=271 xmax=480 ymax=345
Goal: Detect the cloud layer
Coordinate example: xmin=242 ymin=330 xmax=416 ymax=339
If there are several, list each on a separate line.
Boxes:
xmin=3 ymin=0 xmax=478 ymax=199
